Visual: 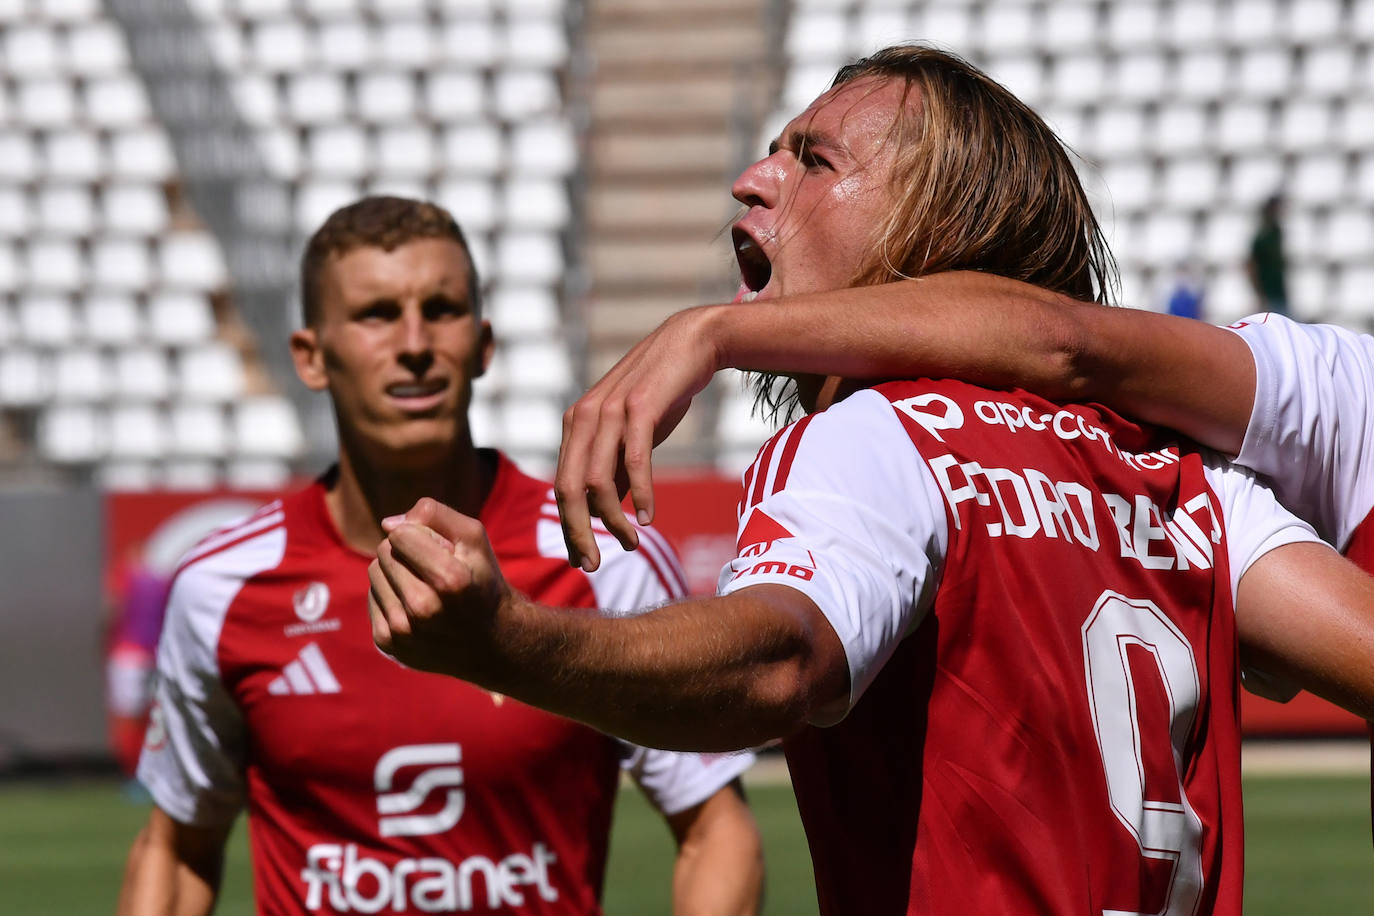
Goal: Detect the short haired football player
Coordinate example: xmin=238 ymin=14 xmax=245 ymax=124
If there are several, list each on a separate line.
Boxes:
xmin=367 ymin=48 xmax=1374 ymax=914
xmin=117 ymin=196 xmax=763 ymax=916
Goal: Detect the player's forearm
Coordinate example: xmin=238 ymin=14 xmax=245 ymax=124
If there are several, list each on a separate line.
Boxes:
xmin=472 ymin=586 xmax=846 ymax=752
xmin=702 ymin=272 xmax=1255 ymax=454
xmin=116 ymin=829 xmax=218 ymax=916
xmin=668 ymin=786 xmax=764 ymax=916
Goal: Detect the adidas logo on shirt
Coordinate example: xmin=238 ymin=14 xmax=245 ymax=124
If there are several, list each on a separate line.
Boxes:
xmin=267 ymin=642 xmax=341 ymax=695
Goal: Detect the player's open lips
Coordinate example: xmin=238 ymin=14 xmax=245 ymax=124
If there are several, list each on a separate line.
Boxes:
xmin=732 ymin=227 xmax=772 ymax=302
xmin=386 ymin=380 xmax=448 ymax=408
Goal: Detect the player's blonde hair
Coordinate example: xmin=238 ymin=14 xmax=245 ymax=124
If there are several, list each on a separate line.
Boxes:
xmin=835 ymin=44 xmax=1117 ymax=303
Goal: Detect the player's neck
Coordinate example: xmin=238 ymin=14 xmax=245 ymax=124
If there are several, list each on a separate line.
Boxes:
xmin=326 ymin=439 xmax=493 ymax=556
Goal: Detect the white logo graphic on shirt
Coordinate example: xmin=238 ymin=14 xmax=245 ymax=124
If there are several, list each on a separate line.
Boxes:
xmin=375 ymin=743 xmax=465 ymax=837
xmin=267 ymin=643 xmax=341 ymax=696
xmin=893 ymin=392 xmax=964 ymax=442
xmin=293 ymin=582 xmax=331 ymax=622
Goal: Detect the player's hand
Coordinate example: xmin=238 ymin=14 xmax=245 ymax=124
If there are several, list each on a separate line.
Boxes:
xmin=555 ymin=307 xmax=723 ymax=571
xmin=368 ymin=497 xmax=511 ymax=678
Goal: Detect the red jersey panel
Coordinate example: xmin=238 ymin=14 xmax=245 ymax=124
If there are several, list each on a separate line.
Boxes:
xmin=140 ymin=452 xmax=747 ymax=915
xmin=721 ymin=381 xmax=1313 ymax=915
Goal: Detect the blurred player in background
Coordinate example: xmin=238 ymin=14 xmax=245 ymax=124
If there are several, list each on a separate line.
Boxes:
xmin=117 ymin=196 xmax=763 ymax=916
xmin=367 ymin=48 xmax=1374 ymax=914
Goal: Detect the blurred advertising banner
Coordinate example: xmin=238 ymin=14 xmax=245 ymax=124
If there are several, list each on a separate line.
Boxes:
xmin=104 ymin=477 xmax=1367 ymax=742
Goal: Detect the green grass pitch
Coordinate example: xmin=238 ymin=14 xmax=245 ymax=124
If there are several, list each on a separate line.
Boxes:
xmin=0 ymin=772 xmax=1368 ymax=913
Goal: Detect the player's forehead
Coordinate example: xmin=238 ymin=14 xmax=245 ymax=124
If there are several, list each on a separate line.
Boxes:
xmin=779 ymin=76 xmax=913 ymax=162
xmin=323 ymin=238 xmax=473 ymax=306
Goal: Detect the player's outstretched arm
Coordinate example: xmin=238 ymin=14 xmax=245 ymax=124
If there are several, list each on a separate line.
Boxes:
xmin=1236 ymin=541 xmax=1374 ymax=719
xmin=664 ymin=782 xmax=764 ymax=916
xmin=370 ymin=498 xmax=849 ymax=751
xmin=117 ymin=806 xmax=230 ymax=916
xmin=556 ymin=272 xmax=1259 ymax=571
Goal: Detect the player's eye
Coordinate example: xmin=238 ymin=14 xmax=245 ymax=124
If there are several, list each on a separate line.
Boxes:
xmin=356 ymin=301 xmax=400 ymax=323
xmin=422 ymin=296 xmax=468 ymax=321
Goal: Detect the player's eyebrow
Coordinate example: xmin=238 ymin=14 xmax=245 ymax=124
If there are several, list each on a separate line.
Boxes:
xmin=769 ymin=127 xmax=848 ymax=163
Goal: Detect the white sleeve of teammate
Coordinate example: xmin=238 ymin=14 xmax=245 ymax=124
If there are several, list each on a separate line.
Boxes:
xmin=718 ymin=389 xmax=949 ymax=715
xmin=1203 ymin=452 xmax=1325 ymax=701
xmin=135 ymin=563 xmax=250 ymax=828
xmin=583 ymin=520 xmax=759 ymax=814
xmin=1229 ymin=313 xmax=1374 ymax=548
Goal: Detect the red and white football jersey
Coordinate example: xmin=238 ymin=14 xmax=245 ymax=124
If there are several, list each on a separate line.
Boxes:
xmin=719 ymin=380 xmax=1318 ymax=915
xmin=139 ymin=451 xmax=753 ymax=916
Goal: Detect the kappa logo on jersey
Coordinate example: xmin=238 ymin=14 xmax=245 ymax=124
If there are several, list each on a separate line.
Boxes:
xmin=737 ymin=508 xmax=795 ymax=557
xmin=267 ymin=642 xmax=341 ymax=696
xmin=375 ymin=743 xmax=465 ymax=837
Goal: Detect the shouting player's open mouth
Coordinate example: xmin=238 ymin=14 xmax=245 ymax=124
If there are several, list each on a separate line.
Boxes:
xmin=732 ymin=227 xmax=772 ymax=303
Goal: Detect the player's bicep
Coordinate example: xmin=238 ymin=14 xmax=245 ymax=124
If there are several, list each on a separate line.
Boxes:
xmin=1235 ymin=541 xmax=1374 ymax=719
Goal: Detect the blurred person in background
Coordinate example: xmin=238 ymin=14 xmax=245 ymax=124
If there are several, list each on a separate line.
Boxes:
xmin=368 ymin=48 xmax=1374 ymax=914
xmin=1247 ymin=194 xmax=1289 ymax=317
xmin=117 ymin=196 xmax=762 ymax=916
xmin=1165 ymin=259 xmax=1206 ymax=321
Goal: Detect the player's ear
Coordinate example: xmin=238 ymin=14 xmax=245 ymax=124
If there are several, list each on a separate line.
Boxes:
xmin=290 ymin=327 xmax=329 ymax=392
xmin=474 ymin=319 xmax=495 ymax=378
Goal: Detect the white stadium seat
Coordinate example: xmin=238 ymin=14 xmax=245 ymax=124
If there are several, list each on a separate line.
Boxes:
xmin=296 ymin=180 xmax=362 ymax=232
xmin=0 ymin=243 xmax=22 ymax=293
xmin=493 ymin=71 xmax=559 ymax=120
xmin=233 ymin=75 xmax=280 ymax=126
xmin=52 ymin=348 xmax=110 ymax=402
xmin=355 ymin=72 xmax=417 ymax=124
xmin=6 ymin=25 xmax=60 ymax=77
xmin=39 ymin=0 xmax=100 ymax=23
xmin=375 ymin=125 xmax=436 ymax=177
xmin=785 ymin=11 xmax=847 ymax=60
xmin=0 ymin=187 xmax=33 ymax=238
xmin=109 ymin=129 xmax=176 ymax=181
xmin=1102 ymin=160 xmax=1154 ymax=213
xmin=1302 ymin=46 xmax=1355 ymax=97
xmin=35 ymin=185 xmax=95 ymax=237
xmin=379 ymin=19 xmax=436 ymax=69
xmin=1227 ymin=155 xmax=1284 ymax=206
xmin=44 ymin=129 xmax=104 ymax=182
xmin=495 ymin=230 xmax=562 ymax=284
xmin=487 ymin=284 xmax=558 ymax=338
xmin=251 ymin=19 xmax=312 ymax=73
xmin=114 ymin=347 xmax=172 ymax=400
xmin=159 ymin=233 xmax=228 ymax=291
xmin=147 ymin=291 xmax=216 ymax=345
xmin=440 ymin=19 xmax=498 ymax=69
xmin=90 ymin=238 xmax=153 ymax=290
xmin=1052 ymin=55 xmax=1106 ymax=105
xmin=287 ymin=73 xmax=348 ymax=124
xmin=503 ymin=340 xmax=572 ymax=394
xmin=226 ymin=458 xmax=291 ymax=490
xmin=306 ymin=124 xmax=371 ymax=178
xmin=97 ymin=461 xmax=160 ymax=491
xmin=177 ymin=343 xmax=245 ymax=401
xmin=82 ymin=293 xmax=143 ymax=345
xmin=85 ymin=75 xmax=153 ymax=128
xmin=498 ymin=396 xmax=563 ymax=452
xmin=66 ymin=23 xmax=130 ymax=76
xmin=18 ymin=294 xmax=78 ymax=345
xmin=1038 ymin=4 xmax=1097 ymax=53
xmin=437 ymin=178 xmax=498 ymax=232
xmin=441 ymin=123 xmax=504 ymax=175
xmin=501 ymin=179 xmax=568 ymax=231
xmin=233 ymin=397 xmax=303 ymax=457
xmin=102 ymin=183 xmax=170 ymax=236
xmin=914 ymin=6 xmax=972 ymax=51
xmin=108 ymin=404 xmax=168 ymax=460
xmin=17 ymin=78 xmax=77 ymax=127
xmin=1337 ymin=100 xmax=1374 ymax=150
xmin=316 ymin=19 xmax=375 ymax=71
xmin=1152 ymin=105 xmax=1209 ymax=156
xmin=1291 ymin=154 xmax=1347 ymax=206
xmin=1286 ymin=0 xmax=1344 ymax=43
xmin=1216 ymin=104 xmax=1271 ymax=153
xmin=0 ymin=132 xmax=38 ymax=182
xmin=1113 ymin=53 xmax=1168 ymax=103
xmin=1323 ymin=208 xmax=1374 ymax=262
xmin=424 ymin=70 xmax=486 ymax=121
xmin=205 ymin=22 xmax=245 ymax=71
xmin=510 ymin=120 xmax=575 ymax=176
xmin=0 ymin=348 xmax=48 ymax=406
xmin=1201 ymin=210 xmax=1251 ymax=264
xmin=1089 ymin=107 xmax=1146 ymax=159
xmin=1229 ymin=0 xmax=1281 ymax=45
xmin=1106 ymin=3 xmax=1160 ymax=51
xmin=1278 ymin=100 xmax=1332 ymax=152
xmin=1167 ymin=1 xmax=1222 ymax=49
xmin=986 ymin=56 xmax=1043 ymax=108
xmin=257 ymin=127 xmax=302 ymax=178
xmin=1161 ymin=157 xmax=1221 ymax=209
xmin=1235 ymin=47 xmax=1292 ymax=99
xmin=39 ymin=404 xmax=104 ymax=462
xmin=163 ymin=460 xmax=221 ymax=490
xmin=1356 ymin=154 xmax=1374 ymax=204
xmin=237 ymin=0 xmax=292 ymax=20
xmin=503 ymin=18 xmax=567 ymax=68
xmin=1173 ymin=51 xmax=1229 ymax=102
xmin=26 ymin=240 xmax=85 ymax=292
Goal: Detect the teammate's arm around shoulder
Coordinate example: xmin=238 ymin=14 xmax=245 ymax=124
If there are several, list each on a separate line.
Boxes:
xmin=117 ymin=806 xmax=232 ymax=916
xmin=664 ymin=781 xmax=764 ymax=916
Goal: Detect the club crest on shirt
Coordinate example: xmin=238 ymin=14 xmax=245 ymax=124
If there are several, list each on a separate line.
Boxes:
xmin=143 ymin=700 xmax=167 ymax=751
xmin=285 ymin=582 xmax=341 ymax=637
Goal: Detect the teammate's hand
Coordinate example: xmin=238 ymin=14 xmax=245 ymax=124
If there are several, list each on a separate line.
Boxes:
xmin=555 ymin=307 xmax=723 ymax=571
xmin=368 ymin=497 xmax=511 ymax=677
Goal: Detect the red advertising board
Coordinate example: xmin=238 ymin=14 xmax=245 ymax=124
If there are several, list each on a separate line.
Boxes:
xmin=105 ymin=475 xmax=1366 ymax=738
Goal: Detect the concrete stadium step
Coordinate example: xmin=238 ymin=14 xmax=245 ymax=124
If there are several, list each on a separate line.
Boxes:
xmin=588 ymin=183 xmax=735 ymax=233
xmin=589 ymin=237 xmax=734 ymax=287
xmin=591 ymin=130 xmax=737 ymax=179
xmin=591 ymin=76 xmax=739 ymax=124
xmin=591 ymin=23 xmax=764 ymax=67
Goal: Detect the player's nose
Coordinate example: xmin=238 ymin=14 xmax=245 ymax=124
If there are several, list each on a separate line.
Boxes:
xmin=731 ymin=154 xmax=781 ymax=210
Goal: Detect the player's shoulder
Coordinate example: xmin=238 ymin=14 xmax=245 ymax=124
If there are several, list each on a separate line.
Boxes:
xmin=1229 ymin=311 xmax=1374 ymax=358
xmin=170 ymin=496 xmax=292 ymax=593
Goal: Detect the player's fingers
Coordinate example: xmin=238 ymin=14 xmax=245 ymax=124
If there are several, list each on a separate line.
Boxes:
xmin=388 ymin=523 xmax=473 ymax=598
xmin=376 ymin=536 xmax=445 ymax=621
xmin=621 ymin=398 xmax=661 ymax=528
xmin=367 ymin=558 xmax=411 ymax=643
xmin=556 ymin=398 xmax=603 ymax=571
xmin=584 ymin=404 xmax=639 ymax=553
xmin=402 ymin=498 xmax=483 ymax=547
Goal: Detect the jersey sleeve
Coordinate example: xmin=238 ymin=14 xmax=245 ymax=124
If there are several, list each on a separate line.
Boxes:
xmin=718 ymin=390 xmax=949 ymax=715
xmin=1229 ymin=313 xmax=1374 ymax=548
xmin=584 ymin=520 xmax=690 ymax=613
xmin=619 ymin=745 xmax=756 ymax=816
xmin=136 ymin=562 xmax=249 ymax=828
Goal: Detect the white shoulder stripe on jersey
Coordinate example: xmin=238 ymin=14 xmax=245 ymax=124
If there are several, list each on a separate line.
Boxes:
xmin=180 ymin=510 xmax=286 ymax=569
xmin=635 ymin=525 xmax=689 ymax=597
